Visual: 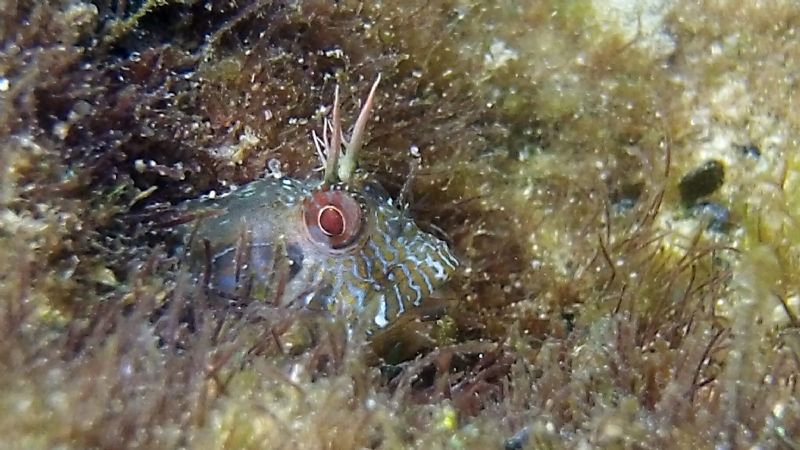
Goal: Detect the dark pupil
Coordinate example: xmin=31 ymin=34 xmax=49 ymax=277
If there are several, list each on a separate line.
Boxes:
xmin=318 ymin=206 xmax=345 ymax=236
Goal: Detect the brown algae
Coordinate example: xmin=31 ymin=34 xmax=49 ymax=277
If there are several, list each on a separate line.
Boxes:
xmin=0 ymin=0 xmax=799 ymax=449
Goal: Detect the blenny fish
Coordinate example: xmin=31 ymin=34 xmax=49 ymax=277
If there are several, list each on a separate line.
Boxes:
xmin=177 ymin=77 xmax=458 ymax=329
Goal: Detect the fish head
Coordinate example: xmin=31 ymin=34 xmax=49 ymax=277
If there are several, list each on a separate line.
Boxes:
xmin=294 ymin=178 xmax=459 ymax=328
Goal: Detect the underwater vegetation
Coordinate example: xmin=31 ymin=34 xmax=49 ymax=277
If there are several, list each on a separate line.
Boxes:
xmin=1 ymin=0 xmax=800 ymax=448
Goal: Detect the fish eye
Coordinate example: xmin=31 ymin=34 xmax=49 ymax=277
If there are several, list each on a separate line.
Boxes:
xmin=318 ymin=205 xmax=345 ymax=236
xmin=303 ymin=189 xmax=364 ymax=249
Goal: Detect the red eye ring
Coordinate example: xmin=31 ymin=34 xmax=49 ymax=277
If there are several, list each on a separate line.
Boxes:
xmin=303 ymin=189 xmax=363 ymax=249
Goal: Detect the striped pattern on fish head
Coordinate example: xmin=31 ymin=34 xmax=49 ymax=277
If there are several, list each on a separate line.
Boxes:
xmin=294 ymin=179 xmax=459 ymax=328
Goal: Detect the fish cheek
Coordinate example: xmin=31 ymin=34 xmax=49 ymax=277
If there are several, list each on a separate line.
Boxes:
xmin=304 ymin=282 xmax=335 ymax=311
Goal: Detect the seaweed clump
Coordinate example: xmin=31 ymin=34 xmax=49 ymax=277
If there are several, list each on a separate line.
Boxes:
xmin=1 ymin=0 xmax=800 ymax=449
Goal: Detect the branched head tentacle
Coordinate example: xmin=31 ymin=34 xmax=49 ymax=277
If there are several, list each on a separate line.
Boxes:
xmin=315 ymin=75 xmax=381 ymax=186
xmin=323 ymin=86 xmax=342 ymax=185
xmin=311 ymin=128 xmax=328 ymax=172
xmin=338 ymin=74 xmax=381 ymax=183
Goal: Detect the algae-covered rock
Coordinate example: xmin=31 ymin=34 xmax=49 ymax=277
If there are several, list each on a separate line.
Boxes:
xmin=679 ymin=159 xmax=725 ymax=204
xmin=2 ymin=0 xmax=800 ymax=448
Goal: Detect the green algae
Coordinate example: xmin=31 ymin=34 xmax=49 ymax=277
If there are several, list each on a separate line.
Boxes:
xmin=1 ymin=0 xmax=800 ymax=448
